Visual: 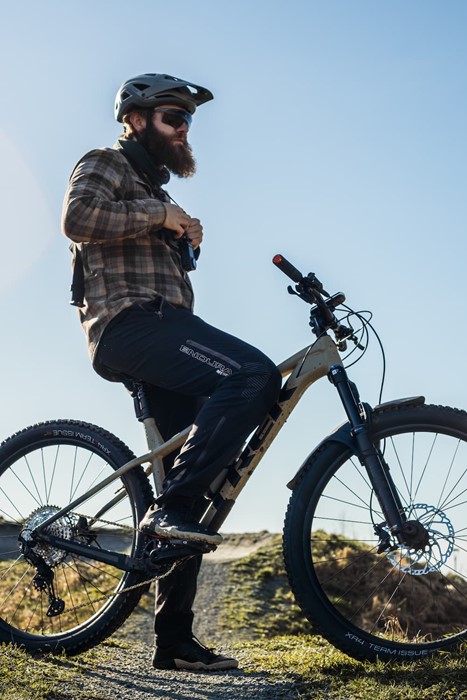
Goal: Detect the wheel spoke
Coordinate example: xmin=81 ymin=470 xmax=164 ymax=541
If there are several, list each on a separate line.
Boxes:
xmin=0 ymin=422 xmax=150 ymax=653
xmin=285 ymin=405 xmax=467 ymax=660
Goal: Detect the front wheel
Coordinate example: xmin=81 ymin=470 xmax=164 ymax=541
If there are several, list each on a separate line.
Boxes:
xmin=283 ymin=403 xmax=467 ymax=662
xmin=0 ymin=420 xmax=154 ymax=655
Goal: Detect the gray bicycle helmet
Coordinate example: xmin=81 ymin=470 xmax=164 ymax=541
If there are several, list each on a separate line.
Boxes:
xmin=115 ymin=73 xmax=213 ymax=122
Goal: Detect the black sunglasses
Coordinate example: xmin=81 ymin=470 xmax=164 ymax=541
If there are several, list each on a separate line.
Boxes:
xmin=152 ymin=108 xmax=192 ymax=130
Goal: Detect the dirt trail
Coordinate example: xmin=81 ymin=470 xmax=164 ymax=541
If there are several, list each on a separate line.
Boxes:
xmin=73 ymin=532 xmax=297 ymax=700
xmin=116 ymin=531 xmax=278 ymax=646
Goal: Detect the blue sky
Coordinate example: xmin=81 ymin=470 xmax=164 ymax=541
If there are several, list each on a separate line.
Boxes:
xmin=0 ymin=1 xmax=466 ymax=532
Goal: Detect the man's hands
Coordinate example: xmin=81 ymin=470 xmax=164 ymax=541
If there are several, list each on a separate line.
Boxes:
xmin=162 ymin=203 xmax=203 ymax=249
xmin=184 ymin=217 xmax=203 ymax=249
xmin=162 ymin=203 xmax=190 ymax=236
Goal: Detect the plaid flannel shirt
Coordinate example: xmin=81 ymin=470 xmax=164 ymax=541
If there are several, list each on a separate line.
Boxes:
xmin=62 ymin=144 xmax=195 ymax=363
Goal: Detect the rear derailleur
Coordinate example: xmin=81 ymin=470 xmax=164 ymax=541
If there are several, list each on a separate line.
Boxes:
xmin=19 ymin=539 xmax=65 ymax=617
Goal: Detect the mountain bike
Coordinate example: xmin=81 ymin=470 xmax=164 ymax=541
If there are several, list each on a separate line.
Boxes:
xmin=1 ymin=254 xmax=466 ymax=663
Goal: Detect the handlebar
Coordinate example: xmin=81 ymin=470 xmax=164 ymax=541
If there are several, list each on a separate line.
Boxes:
xmin=273 ymin=253 xmax=357 ymax=350
xmin=272 ymin=254 xmax=303 ymax=284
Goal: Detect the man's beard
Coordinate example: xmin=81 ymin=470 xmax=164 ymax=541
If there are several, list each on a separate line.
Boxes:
xmin=142 ymin=121 xmax=196 ymax=178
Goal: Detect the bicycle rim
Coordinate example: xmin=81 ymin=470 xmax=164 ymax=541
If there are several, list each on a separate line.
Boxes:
xmin=0 ymin=421 xmax=153 ymax=652
xmin=285 ymin=404 xmax=467 ymax=660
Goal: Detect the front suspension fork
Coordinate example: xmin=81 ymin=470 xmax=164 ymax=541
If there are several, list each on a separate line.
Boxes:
xmin=328 ymin=364 xmax=407 ymax=541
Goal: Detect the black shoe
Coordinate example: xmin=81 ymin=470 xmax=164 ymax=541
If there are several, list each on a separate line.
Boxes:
xmin=139 ymin=506 xmax=222 ymax=545
xmin=152 ymin=637 xmax=238 ymax=671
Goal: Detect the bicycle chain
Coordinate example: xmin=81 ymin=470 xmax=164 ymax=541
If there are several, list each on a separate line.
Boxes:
xmin=47 ymin=511 xmax=181 ymax=617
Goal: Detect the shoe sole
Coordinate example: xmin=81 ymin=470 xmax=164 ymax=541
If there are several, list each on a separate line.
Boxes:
xmin=150 ymin=523 xmax=222 ymax=545
xmin=153 ymin=658 xmax=238 ymax=671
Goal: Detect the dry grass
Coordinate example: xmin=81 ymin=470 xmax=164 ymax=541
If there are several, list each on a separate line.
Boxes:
xmin=223 ymin=531 xmax=467 ymax=645
xmin=0 ymin=557 xmax=124 ymax=634
xmin=311 ymin=531 xmax=467 ymax=641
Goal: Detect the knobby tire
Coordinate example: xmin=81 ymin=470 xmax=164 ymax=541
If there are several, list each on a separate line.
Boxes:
xmin=283 ymin=403 xmax=467 ymax=662
xmin=0 ymin=420 xmax=154 ymax=655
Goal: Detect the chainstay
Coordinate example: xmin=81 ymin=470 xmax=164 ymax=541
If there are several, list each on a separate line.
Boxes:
xmin=42 ymin=511 xmax=183 ymax=617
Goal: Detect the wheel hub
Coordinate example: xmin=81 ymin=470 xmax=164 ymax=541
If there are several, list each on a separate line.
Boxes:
xmin=386 ymin=503 xmax=455 ymax=575
xmin=400 ymin=519 xmax=430 ymax=549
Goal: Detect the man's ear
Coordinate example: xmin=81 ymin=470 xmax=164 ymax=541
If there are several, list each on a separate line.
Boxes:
xmin=128 ymin=111 xmax=147 ymax=134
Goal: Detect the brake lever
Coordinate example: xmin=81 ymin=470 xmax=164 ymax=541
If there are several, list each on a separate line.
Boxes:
xmin=302 ymin=272 xmax=331 ymax=297
xmin=287 ymin=284 xmax=317 ymax=305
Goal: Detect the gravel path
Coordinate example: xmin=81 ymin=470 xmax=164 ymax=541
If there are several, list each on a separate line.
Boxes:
xmin=61 ymin=534 xmax=299 ymax=700
xmin=69 ymin=641 xmax=297 ymax=700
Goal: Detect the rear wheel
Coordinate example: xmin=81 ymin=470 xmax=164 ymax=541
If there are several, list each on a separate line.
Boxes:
xmin=283 ymin=403 xmax=467 ymax=661
xmin=0 ymin=420 xmax=154 ymax=654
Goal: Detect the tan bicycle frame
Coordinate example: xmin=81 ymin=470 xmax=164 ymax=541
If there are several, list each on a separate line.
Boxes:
xmin=39 ymin=334 xmax=342 ymax=531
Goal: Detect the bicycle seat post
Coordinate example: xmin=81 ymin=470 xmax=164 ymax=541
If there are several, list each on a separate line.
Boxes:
xmin=131 ymin=382 xmax=166 ymax=496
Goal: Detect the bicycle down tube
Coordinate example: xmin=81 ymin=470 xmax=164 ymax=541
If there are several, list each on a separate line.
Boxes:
xmin=201 ymin=334 xmax=343 ymax=532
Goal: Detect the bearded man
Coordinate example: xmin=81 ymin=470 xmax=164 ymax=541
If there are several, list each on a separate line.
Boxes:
xmin=62 ymin=73 xmax=281 ymax=671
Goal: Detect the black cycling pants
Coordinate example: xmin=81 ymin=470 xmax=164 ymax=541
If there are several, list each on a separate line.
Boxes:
xmin=95 ymin=299 xmax=281 ymax=646
xmin=96 ymin=299 xmax=282 ymax=508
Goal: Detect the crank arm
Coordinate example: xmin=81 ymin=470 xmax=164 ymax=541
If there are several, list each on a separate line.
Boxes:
xmin=148 ymin=539 xmax=216 ymax=561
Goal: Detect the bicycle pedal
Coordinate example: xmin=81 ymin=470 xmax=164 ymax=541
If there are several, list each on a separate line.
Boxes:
xmin=150 ymin=538 xmax=216 ymax=557
xmin=145 ymin=532 xmax=216 ymax=551
xmin=166 ymin=538 xmax=217 ymax=554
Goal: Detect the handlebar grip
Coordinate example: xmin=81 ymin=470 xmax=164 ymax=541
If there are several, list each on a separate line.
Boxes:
xmin=272 ymin=254 xmax=303 ymax=283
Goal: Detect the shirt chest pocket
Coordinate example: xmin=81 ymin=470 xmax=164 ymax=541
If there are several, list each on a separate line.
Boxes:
xmin=115 ymin=177 xmax=156 ymax=201
xmin=131 ymin=178 xmax=169 ymax=203
xmin=133 ymin=178 xmax=154 ymax=197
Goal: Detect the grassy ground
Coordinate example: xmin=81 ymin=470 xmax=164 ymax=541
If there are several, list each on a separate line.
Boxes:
xmin=222 ymin=535 xmax=467 ymax=700
xmin=2 ymin=634 xmax=466 ymax=700
xmin=1 ymin=535 xmax=467 ymax=699
xmin=0 ymin=643 xmax=84 ymax=700
xmin=235 ymin=635 xmax=467 ymax=699
xmin=0 ymin=639 xmax=130 ymax=700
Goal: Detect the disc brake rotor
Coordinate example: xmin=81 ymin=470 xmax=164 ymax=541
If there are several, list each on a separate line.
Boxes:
xmin=386 ymin=503 xmax=455 ymax=575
